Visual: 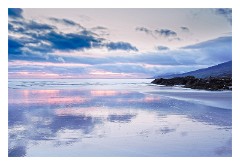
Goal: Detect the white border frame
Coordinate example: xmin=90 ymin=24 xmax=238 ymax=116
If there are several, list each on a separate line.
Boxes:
xmin=1 ymin=0 xmax=239 ymax=164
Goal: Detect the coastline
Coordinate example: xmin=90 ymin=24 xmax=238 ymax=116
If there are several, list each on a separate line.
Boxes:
xmin=151 ymin=76 xmax=232 ymax=91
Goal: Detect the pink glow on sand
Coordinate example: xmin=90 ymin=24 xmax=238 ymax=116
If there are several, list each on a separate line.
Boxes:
xmin=9 ymin=90 xmax=88 ymax=105
xmin=112 ymin=95 xmax=161 ymax=104
xmin=90 ymin=90 xmax=129 ymax=97
xmin=90 ymin=90 xmax=118 ymax=96
xmin=143 ymin=96 xmax=161 ymax=102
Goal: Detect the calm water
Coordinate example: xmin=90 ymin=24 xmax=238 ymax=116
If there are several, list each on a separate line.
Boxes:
xmin=8 ymin=79 xmax=232 ymax=157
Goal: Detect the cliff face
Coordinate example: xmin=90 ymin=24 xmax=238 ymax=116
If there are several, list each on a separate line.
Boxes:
xmin=151 ymin=76 xmax=232 ymax=91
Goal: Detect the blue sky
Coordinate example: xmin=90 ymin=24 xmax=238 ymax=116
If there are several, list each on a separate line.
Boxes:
xmin=8 ymin=8 xmax=232 ymax=78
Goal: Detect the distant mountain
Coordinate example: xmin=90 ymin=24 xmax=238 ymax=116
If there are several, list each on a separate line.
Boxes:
xmin=154 ymin=61 xmax=232 ymax=79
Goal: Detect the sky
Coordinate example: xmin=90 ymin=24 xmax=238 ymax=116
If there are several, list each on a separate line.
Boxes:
xmin=8 ymin=8 xmax=232 ymax=79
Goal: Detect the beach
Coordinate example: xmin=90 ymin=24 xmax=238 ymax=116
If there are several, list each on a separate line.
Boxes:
xmin=8 ymin=79 xmax=232 ymax=156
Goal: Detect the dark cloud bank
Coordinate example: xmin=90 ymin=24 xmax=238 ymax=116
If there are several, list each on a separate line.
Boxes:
xmin=8 ymin=8 xmax=23 ymax=19
xmin=8 ymin=8 xmax=138 ymax=62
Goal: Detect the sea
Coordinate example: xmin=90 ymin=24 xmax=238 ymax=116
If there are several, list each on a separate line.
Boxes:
xmin=8 ymin=79 xmax=232 ymax=157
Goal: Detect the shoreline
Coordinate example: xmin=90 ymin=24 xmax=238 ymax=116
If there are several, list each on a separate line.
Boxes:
xmin=151 ymin=76 xmax=232 ymax=91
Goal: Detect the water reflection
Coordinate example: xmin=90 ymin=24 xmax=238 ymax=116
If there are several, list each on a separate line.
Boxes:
xmin=107 ymin=114 xmax=137 ymax=123
xmin=215 ymin=139 xmax=232 ymax=156
xmin=8 ymin=146 xmax=26 ymax=157
xmin=8 ymin=88 xmax=232 ymax=156
xmin=156 ymin=127 xmax=176 ymax=134
xmin=50 ymin=115 xmax=101 ymax=134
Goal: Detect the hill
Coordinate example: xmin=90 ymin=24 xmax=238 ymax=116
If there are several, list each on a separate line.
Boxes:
xmin=155 ymin=61 xmax=232 ymax=79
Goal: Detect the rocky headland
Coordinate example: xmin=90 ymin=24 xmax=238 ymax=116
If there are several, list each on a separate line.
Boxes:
xmin=151 ymin=76 xmax=232 ymax=91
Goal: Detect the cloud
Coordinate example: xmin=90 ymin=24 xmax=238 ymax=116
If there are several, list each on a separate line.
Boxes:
xmin=8 ymin=9 xmax=232 ymax=78
xmin=169 ymin=37 xmax=181 ymax=41
xmin=154 ymin=29 xmax=177 ymax=37
xmin=24 ymin=42 xmax=52 ymax=54
xmin=57 ymin=57 xmax=65 ymax=63
xmin=96 ymin=63 xmax=150 ymax=74
xmin=63 ymin=35 xmax=231 ymax=66
xmin=183 ymin=36 xmax=231 ymax=49
xmin=39 ymin=31 xmax=102 ymax=51
xmin=136 ymin=27 xmax=179 ymax=40
xmin=9 ymin=20 xmax=55 ymax=35
xmin=92 ymin=26 xmax=108 ymax=30
xmin=182 ymin=36 xmax=232 ymax=63
xmin=214 ymin=8 xmax=232 ymax=24
xmin=155 ymin=46 xmax=169 ymax=51
xmin=105 ymin=42 xmax=138 ymax=51
xmin=135 ymin=26 xmax=156 ymax=39
xmin=27 ymin=21 xmax=55 ymax=31
xmin=91 ymin=26 xmax=110 ymax=36
xmin=8 ymin=21 xmax=28 ymax=35
xmin=180 ymin=27 xmax=190 ymax=32
xmin=215 ymin=8 xmax=232 ymax=16
xmin=80 ymin=29 xmax=98 ymax=36
xmin=136 ymin=27 xmax=152 ymax=35
xmin=9 ymin=64 xmax=88 ymax=77
xmin=8 ymin=37 xmax=23 ymax=55
xmin=9 ymin=13 xmax=138 ymax=62
xmin=9 ymin=25 xmax=54 ymax=60
xmin=8 ymin=23 xmax=25 ymax=33
xmin=9 ymin=34 xmax=232 ymax=78
xmin=49 ymin=17 xmax=84 ymax=28
xmin=8 ymin=8 xmax=23 ymax=19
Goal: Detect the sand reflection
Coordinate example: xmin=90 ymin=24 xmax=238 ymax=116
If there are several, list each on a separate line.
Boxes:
xmin=8 ymin=88 xmax=231 ymax=156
